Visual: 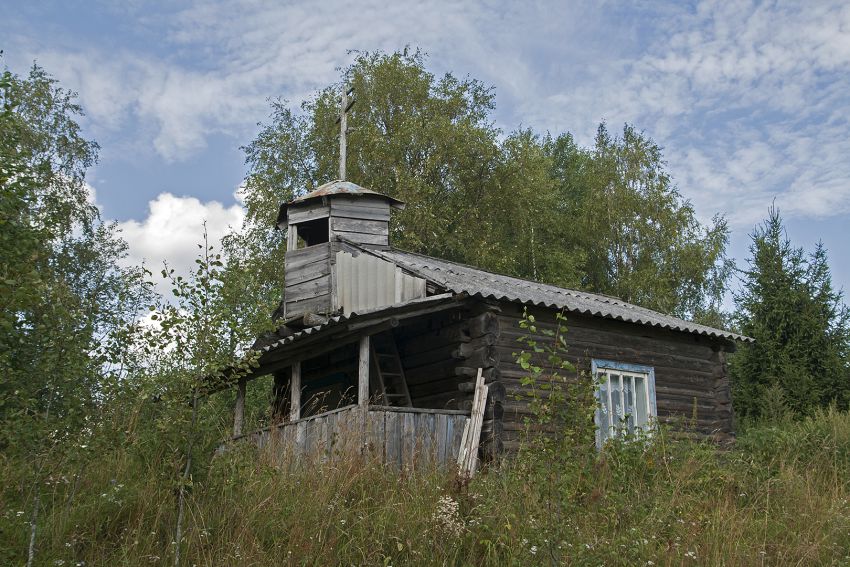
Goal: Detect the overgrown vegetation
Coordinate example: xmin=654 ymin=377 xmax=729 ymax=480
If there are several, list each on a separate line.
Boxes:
xmin=3 ymin=50 xmax=850 ymax=565
xmin=5 ymin=398 xmax=850 ymax=565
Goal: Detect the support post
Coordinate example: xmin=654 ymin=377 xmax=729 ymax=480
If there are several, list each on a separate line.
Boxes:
xmin=287 ymin=223 xmax=298 ymax=251
xmin=358 ymin=336 xmax=370 ymax=407
xmin=290 ymin=361 xmax=301 ymax=421
xmin=233 ymin=377 xmax=246 ymax=437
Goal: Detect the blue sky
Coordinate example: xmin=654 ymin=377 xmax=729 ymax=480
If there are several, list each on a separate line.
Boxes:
xmin=3 ymin=0 xmax=849 ymax=305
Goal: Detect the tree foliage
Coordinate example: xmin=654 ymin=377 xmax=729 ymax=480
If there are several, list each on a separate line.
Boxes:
xmin=545 ymin=125 xmax=732 ymax=322
xmin=0 ymin=65 xmax=152 ymax=454
xmin=240 ymin=50 xmax=730 ymax=321
xmin=731 ymin=207 xmax=850 ymax=418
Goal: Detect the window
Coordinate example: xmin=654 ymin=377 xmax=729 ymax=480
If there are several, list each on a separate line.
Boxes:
xmin=593 ymin=359 xmax=657 ymax=447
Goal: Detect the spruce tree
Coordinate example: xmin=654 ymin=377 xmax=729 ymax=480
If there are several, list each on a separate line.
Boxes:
xmin=731 ymin=207 xmax=850 ymax=418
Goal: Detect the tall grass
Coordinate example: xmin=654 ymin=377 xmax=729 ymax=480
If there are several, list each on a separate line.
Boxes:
xmin=4 ymin=408 xmax=850 ymax=565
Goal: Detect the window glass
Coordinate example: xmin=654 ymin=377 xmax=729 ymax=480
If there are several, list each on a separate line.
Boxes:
xmin=595 ymin=364 xmax=655 ymax=446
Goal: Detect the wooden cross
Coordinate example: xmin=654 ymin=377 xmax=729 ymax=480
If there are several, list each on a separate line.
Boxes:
xmin=337 ymin=85 xmax=355 ymax=181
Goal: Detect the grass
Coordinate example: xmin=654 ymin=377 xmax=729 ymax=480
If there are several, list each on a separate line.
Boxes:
xmin=4 ymin=408 xmax=850 ymax=566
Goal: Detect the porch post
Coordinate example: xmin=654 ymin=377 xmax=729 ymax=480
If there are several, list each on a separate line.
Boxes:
xmin=290 ymin=361 xmax=301 ymax=421
xmin=233 ymin=377 xmax=246 ymax=437
xmin=358 ymin=335 xmax=370 ymax=407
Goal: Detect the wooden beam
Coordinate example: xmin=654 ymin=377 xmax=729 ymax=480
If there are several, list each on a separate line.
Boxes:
xmin=358 ymin=336 xmax=370 ymax=406
xmin=290 ymin=361 xmax=301 ymax=421
xmin=233 ymin=377 xmax=246 ymax=437
xmin=287 ymin=223 xmax=298 ymax=251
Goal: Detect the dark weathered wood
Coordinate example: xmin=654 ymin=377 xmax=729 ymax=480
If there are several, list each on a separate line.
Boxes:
xmin=285 ymin=243 xmax=330 ymax=269
xmin=285 ymin=294 xmax=331 ymax=318
xmin=368 ymin=405 xmax=468 ymax=415
xmin=330 ymin=206 xmax=391 ymax=221
xmin=285 ymin=274 xmax=330 ymax=302
xmin=332 ymin=231 xmax=388 ymax=246
xmin=285 ymin=260 xmax=329 ymax=285
xmin=469 ymin=311 xmax=499 ymax=338
xmin=289 ymin=362 xmax=301 ymax=421
xmin=332 ymin=216 xmax=390 ymax=235
xmin=330 ymin=196 xmax=392 ymax=212
xmin=494 ymin=303 xmax=736 ymax=444
xmin=288 ymin=205 xmax=330 ymax=224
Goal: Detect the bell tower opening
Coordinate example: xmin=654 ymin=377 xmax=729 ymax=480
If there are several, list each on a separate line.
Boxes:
xmin=291 ymin=216 xmax=329 ymax=249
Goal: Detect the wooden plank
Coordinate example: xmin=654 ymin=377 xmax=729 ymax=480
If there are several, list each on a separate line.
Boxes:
xmin=385 ymin=411 xmax=399 ymax=466
xmin=436 ymin=413 xmax=449 ymax=465
xmin=458 ymin=369 xmax=488 ymax=477
xmin=452 ymin=414 xmax=468 ymax=457
xmin=368 ymin=409 xmax=385 ymax=461
xmin=330 ymin=197 xmax=391 ymax=212
xmin=367 ymin=405 xmax=469 ymax=415
xmin=332 ymin=231 xmax=388 ymax=245
xmin=296 ymin=421 xmax=306 ymax=456
xmin=284 ymin=294 xmax=330 ymax=318
xmin=285 ymin=274 xmax=331 ymax=302
xmin=401 ymin=412 xmax=415 ymax=469
xmin=287 ymin=223 xmax=298 ymax=251
xmin=285 ymin=261 xmax=329 ymax=285
xmin=285 ymin=243 xmax=330 ymax=269
xmin=422 ymin=413 xmax=436 ymax=465
xmin=358 ymin=336 xmax=370 ymax=406
xmin=288 ymin=205 xmax=329 ymax=224
xmin=332 ymin=216 xmax=389 ymax=235
xmin=330 ymin=207 xmax=390 ymax=222
xmin=290 ymin=362 xmax=301 ymax=421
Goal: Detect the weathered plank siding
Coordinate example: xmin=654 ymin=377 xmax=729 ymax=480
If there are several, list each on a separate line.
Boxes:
xmin=329 ymin=197 xmax=392 ymax=247
xmin=284 ymin=243 xmax=332 ymax=318
xmin=492 ymin=303 xmax=734 ymax=452
xmin=242 ymin=405 xmax=468 ymax=469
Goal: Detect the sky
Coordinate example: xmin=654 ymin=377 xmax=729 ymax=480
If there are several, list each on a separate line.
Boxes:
xmin=3 ymin=0 xmax=849 ymax=306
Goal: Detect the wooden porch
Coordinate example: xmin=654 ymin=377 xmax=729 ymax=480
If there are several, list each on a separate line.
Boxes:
xmin=215 ymin=297 xmax=493 ymax=471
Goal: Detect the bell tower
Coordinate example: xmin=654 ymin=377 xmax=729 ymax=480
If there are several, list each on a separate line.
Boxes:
xmin=276 ymin=180 xmax=405 ymax=321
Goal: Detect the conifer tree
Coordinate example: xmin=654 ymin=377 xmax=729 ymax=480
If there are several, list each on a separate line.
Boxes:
xmin=731 ymin=207 xmax=850 ymax=418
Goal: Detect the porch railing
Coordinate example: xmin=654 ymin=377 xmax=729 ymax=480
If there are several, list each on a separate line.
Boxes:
xmin=234 ymin=404 xmax=470 ymax=468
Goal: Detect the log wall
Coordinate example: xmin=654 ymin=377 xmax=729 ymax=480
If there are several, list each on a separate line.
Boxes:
xmin=492 ymin=303 xmax=735 ymax=453
xmin=394 ymin=306 xmax=501 ymax=423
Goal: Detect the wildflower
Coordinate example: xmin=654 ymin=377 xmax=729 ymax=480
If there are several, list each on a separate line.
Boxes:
xmin=684 ymin=550 xmax=697 ymax=559
xmin=530 ymin=545 xmax=538 ymax=555
xmin=432 ymin=495 xmax=464 ymax=538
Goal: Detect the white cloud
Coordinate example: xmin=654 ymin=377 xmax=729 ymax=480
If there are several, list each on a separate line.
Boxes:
xmin=117 ymin=192 xmax=244 ymax=276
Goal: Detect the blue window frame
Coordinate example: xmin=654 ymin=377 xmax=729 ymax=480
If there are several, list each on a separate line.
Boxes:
xmin=592 ymin=359 xmax=657 ymax=448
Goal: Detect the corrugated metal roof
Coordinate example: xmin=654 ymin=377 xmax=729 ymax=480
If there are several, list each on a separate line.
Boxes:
xmin=359 ymin=246 xmax=751 ymax=343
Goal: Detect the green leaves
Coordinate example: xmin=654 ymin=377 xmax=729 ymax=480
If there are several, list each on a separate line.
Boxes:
xmin=545 ymin=124 xmax=731 ymax=321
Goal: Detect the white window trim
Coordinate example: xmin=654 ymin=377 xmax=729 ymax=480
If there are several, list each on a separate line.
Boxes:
xmin=592 ymin=359 xmax=657 ymax=448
